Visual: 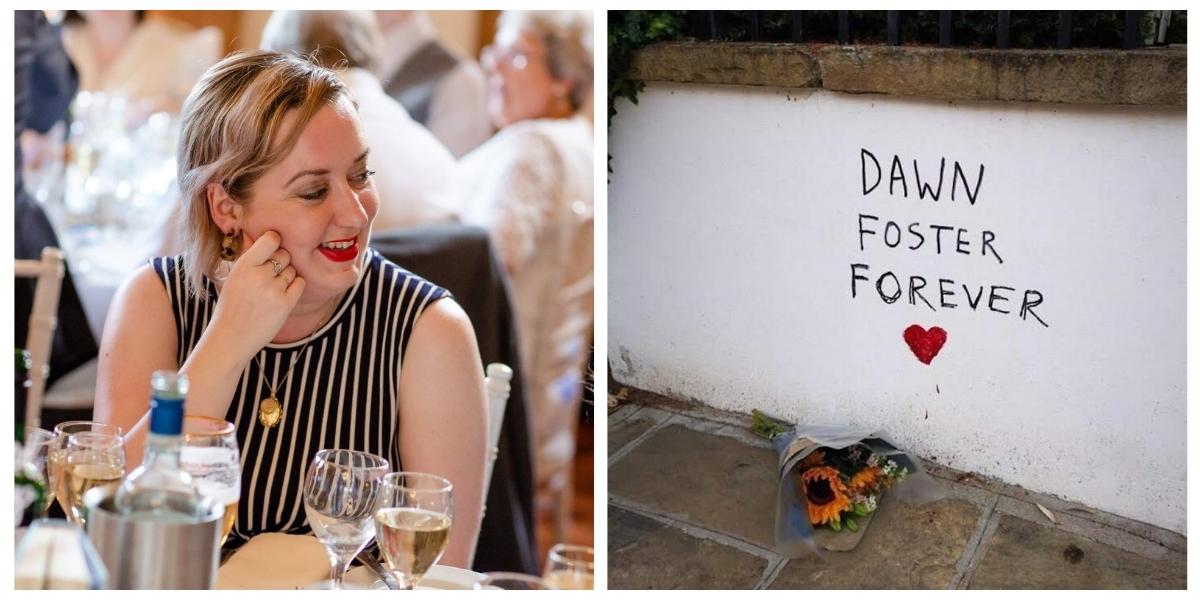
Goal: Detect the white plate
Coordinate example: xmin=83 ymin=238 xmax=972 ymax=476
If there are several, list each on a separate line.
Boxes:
xmin=339 ymin=564 xmax=485 ymax=590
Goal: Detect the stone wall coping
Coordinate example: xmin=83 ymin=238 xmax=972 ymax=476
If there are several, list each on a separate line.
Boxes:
xmin=631 ymin=41 xmax=1186 ymax=106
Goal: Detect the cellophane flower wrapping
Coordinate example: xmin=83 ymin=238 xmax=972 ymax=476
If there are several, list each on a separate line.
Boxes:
xmin=774 ymin=424 xmax=944 ymax=557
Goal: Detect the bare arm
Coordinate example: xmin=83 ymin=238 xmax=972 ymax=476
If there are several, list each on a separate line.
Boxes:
xmin=398 ymin=298 xmax=488 ymax=568
xmin=94 ymin=265 xmax=261 ymax=469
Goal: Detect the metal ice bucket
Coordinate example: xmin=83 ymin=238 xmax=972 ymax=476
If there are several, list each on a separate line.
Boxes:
xmin=84 ymin=486 xmax=223 ymax=589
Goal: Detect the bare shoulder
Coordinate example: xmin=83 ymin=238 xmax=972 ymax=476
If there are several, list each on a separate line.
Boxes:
xmin=408 ymin=297 xmax=478 ymax=357
xmin=103 ymin=263 xmax=177 ymax=354
xmin=96 ymin=263 xmax=179 ymax=424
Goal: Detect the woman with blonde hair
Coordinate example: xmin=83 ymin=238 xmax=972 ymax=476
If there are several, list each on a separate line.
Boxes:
xmin=95 ymin=49 xmax=487 ymax=567
xmin=457 ymin=10 xmax=593 ymax=536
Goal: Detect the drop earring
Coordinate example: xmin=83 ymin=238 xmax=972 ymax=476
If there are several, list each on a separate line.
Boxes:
xmin=220 ymin=230 xmax=240 ymax=261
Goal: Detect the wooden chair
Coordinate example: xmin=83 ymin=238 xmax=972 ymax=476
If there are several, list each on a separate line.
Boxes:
xmin=15 ymin=248 xmax=65 ymax=431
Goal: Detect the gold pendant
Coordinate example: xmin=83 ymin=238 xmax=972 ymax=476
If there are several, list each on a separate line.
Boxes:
xmin=259 ymin=396 xmax=282 ymax=428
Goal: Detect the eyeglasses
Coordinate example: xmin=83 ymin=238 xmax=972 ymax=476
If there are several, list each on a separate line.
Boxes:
xmin=481 ymin=44 xmax=539 ymax=71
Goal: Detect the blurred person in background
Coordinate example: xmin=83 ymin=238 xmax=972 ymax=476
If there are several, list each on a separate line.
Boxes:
xmin=375 ymin=10 xmax=492 ymax=158
xmin=260 ymin=10 xmax=460 ymax=231
xmin=61 ymin=10 xmax=221 ymax=116
xmin=456 ymin=10 xmax=594 ymax=540
xmin=15 ymin=10 xmax=97 ymax=419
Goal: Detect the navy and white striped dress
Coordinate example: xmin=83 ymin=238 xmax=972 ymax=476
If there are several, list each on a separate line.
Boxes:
xmin=151 ymin=248 xmax=449 ymax=548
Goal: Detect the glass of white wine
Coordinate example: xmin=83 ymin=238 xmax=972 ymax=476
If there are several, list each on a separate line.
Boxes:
xmin=374 ymin=472 xmax=454 ymax=590
xmin=303 ymin=449 xmax=390 ymax=590
xmin=543 ymin=544 xmax=595 ymax=590
xmin=49 ymin=422 xmax=124 ymax=517
xmin=181 ymin=415 xmax=241 ymax=546
xmin=62 ymin=431 xmax=126 ymax=526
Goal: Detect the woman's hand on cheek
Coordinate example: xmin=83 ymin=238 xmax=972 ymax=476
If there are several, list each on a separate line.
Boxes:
xmin=210 ymin=230 xmax=306 ymax=358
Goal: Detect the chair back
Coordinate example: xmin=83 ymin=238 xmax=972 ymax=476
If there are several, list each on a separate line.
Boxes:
xmin=472 ymin=362 xmax=512 ymax=562
xmin=15 ymin=248 xmax=65 ymax=431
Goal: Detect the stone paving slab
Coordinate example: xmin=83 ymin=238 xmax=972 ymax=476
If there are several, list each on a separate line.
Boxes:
xmin=609 ymin=424 xmax=778 ymax=548
xmin=967 ymin=515 xmax=1187 ymax=590
xmin=609 ymin=507 xmax=768 ymax=590
xmin=769 ymin=495 xmax=983 ymax=589
xmin=608 ymin=407 xmax=672 ymax=456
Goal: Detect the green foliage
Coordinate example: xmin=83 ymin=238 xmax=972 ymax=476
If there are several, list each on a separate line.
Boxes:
xmin=749 ymin=409 xmax=790 ymax=440
xmin=608 ymin=11 xmax=688 ymax=128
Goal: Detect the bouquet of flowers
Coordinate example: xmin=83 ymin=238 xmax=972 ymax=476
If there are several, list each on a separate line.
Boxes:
xmin=794 ymin=444 xmax=907 ymax=533
xmin=765 ymin=421 xmax=944 ymax=556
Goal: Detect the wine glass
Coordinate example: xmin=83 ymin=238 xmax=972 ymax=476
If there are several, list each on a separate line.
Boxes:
xmin=50 ymin=422 xmax=124 ymax=517
xmin=181 ymin=415 xmax=241 ymax=546
xmin=373 ymin=472 xmax=454 ymax=590
xmin=543 ymin=544 xmax=595 ymax=590
xmin=17 ymin=427 xmax=54 ymax=523
xmin=474 ymin=573 xmax=547 ymax=590
xmin=62 ymin=431 xmax=125 ymax=526
xmin=302 ymin=449 xmax=390 ymax=590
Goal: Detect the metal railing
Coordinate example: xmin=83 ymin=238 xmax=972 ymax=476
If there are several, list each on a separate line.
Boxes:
xmin=688 ymin=10 xmax=1181 ymax=50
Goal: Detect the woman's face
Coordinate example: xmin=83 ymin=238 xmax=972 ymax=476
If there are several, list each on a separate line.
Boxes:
xmin=483 ymin=28 xmax=571 ymax=129
xmin=240 ymin=96 xmax=378 ymax=303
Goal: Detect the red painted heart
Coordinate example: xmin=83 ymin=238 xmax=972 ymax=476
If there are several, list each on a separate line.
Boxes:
xmin=903 ymin=325 xmax=947 ymax=365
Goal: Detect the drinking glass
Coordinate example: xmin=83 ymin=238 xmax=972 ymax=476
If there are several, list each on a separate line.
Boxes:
xmin=373 ymin=472 xmax=454 ymax=590
xmin=181 ymin=415 xmax=241 ymax=545
xmin=302 ymin=449 xmax=389 ymax=590
xmin=50 ymin=422 xmax=124 ymax=517
xmin=17 ymin=427 xmax=54 ymax=523
xmin=543 ymin=544 xmax=595 ymax=590
xmin=474 ymin=573 xmax=547 ymax=590
xmin=62 ymin=431 xmax=125 ymax=526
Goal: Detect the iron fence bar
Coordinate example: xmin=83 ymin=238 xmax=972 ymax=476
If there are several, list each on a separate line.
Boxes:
xmin=838 ymin=11 xmax=850 ymax=44
xmin=1057 ymin=11 xmax=1072 ymax=49
xmin=939 ymin=11 xmax=952 ymax=46
xmin=1123 ymin=10 xmax=1141 ymax=49
xmin=791 ymin=11 xmax=803 ymax=42
xmin=749 ymin=11 xmax=760 ymax=41
xmin=887 ymin=11 xmax=901 ymax=45
xmin=709 ymin=10 xmax=718 ymax=40
xmin=997 ymin=10 xmax=1011 ymax=49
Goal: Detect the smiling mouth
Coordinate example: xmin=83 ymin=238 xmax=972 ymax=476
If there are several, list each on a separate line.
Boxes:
xmin=318 ymin=236 xmax=359 ymax=262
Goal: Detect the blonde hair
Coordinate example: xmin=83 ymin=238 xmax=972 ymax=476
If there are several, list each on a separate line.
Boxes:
xmin=259 ymin=10 xmax=381 ymax=72
xmin=177 ymin=49 xmax=348 ymax=296
xmin=497 ymin=11 xmax=593 ymax=111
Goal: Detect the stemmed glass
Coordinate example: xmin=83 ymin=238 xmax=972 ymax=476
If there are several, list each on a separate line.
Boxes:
xmin=17 ymin=427 xmax=55 ymax=521
xmin=543 ymin=544 xmax=595 ymax=590
xmin=61 ymin=431 xmax=125 ymax=526
xmin=181 ymin=415 xmax=241 ymax=545
xmin=302 ymin=449 xmax=390 ymax=590
xmin=49 ymin=422 xmax=124 ymax=518
xmin=373 ymin=472 xmax=454 ymax=590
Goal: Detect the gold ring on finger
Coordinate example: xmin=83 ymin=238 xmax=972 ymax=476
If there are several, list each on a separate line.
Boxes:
xmin=269 ymin=258 xmax=284 ymax=276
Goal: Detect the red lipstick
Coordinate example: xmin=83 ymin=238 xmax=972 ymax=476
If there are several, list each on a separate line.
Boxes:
xmin=318 ymin=237 xmax=358 ymax=262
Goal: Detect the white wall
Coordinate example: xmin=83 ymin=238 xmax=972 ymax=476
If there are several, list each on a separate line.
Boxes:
xmin=609 ymin=84 xmax=1186 ymax=534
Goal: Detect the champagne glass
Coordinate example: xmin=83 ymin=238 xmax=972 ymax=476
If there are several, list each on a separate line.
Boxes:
xmin=474 ymin=573 xmax=548 ymax=590
xmin=303 ymin=449 xmax=389 ymax=590
xmin=543 ymin=544 xmax=595 ymax=590
xmin=50 ymin=422 xmax=124 ymax=517
xmin=17 ymin=427 xmax=54 ymax=522
xmin=181 ymin=415 xmax=241 ymax=545
xmin=62 ymin=431 xmax=125 ymax=526
xmin=374 ymin=472 xmax=454 ymax=590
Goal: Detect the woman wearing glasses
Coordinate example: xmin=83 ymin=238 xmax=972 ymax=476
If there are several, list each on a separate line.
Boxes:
xmin=458 ymin=10 xmax=594 ymax=533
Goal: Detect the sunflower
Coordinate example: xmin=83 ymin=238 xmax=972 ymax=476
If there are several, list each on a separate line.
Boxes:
xmin=798 ymin=449 xmax=826 ymax=470
xmin=800 ymin=466 xmax=851 ymax=526
xmin=847 ymin=466 xmax=883 ymax=494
